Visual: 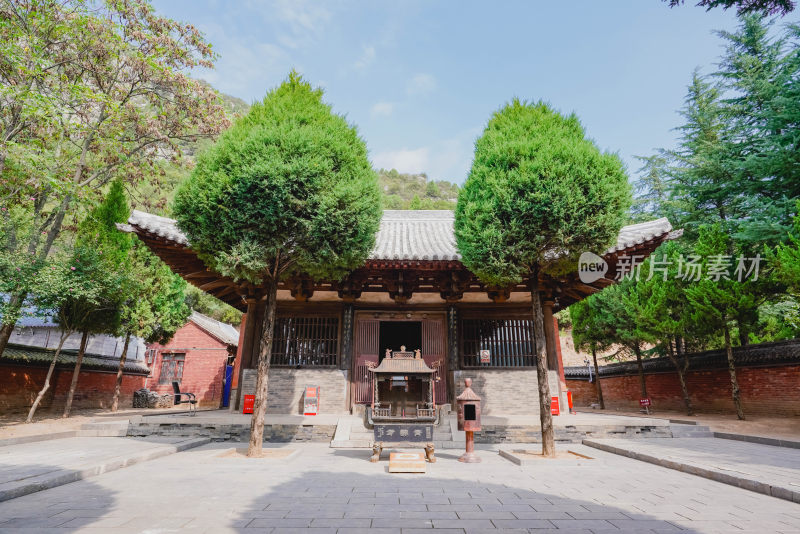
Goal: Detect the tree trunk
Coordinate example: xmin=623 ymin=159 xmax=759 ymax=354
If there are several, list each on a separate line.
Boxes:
xmin=633 ymin=344 xmax=648 ymax=400
xmin=111 ymin=332 xmax=131 ymax=412
xmin=0 ymin=321 xmax=14 ymax=359
xmin=591 ymin=345 xmax=604 ymax=410
xmin=738 ymin=327 xmax=749 ymax=347
xmin=723 ymin=321 xmax=745 ymax=420
xmin=531 ymin=275 xmax=555 ymax=457
xmin=668 ymin=340 xmax=694 ymax=416
xmin=27 ymin=331 xmax=71 ymax=423
xmin=247 ymin=278 xmax=278 ymax=457
xmin=0 ymin=293 xmax=24 ymax=357
xmin=63 ymin=330 xmax=89 ymax=418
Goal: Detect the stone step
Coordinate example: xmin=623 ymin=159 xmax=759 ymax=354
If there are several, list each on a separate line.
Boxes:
xmin=77 ymin=421 xmax=130 ymax=437
xmin=670 ymin=424 xmax=714 ymax=438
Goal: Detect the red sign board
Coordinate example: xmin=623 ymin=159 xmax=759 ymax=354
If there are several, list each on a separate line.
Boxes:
xmin=551 ymin=396 xmax=560 ymax=416
xmin=479 ymin=349 xmax=491 ymax=363
xmin=242 ymin=394 xmax=255 ymax=414
xmin=639 ymin=398 xmax=651 ymax=407
xmin=304 ymin=385 xmax=319 ymax=415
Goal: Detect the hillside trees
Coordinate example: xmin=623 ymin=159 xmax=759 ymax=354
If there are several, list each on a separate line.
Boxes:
xmin=173 ymin=73 xmax=382 ymax=456
xmin=455 ymin=100 xmax=630 ymax=456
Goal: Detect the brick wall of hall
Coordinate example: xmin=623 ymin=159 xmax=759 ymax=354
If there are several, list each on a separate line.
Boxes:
xmin=0 ymin=364 xmax=145 ymax=412
xmin=266 ymin=368 xmax=348 ymax=414
xmin=148 ymin=321 xmax=232 ymax=408
xmin=566 ymin=365 xmax=800 ymax=416
xmin=453 ymin=369 xmax=561 ymax=415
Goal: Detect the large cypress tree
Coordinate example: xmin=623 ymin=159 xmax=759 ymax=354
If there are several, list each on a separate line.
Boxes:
xmin=455 ymin=100 xmax=630 ymax=456
xmin=173 ymin=73 xmax=381 ymax=456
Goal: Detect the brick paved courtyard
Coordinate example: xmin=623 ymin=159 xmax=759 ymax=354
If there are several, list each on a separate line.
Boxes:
xmin=0 ymin=440 xmax=799 ymax=533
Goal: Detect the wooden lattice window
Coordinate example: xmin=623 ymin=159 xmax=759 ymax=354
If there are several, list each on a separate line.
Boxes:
xmin=271 ymin=316 xmax=340 ymax=367
xmin=159 ymin=353 xmax=185 ymax=384
xmin=461 ymin=318 xmax=536 ymax=368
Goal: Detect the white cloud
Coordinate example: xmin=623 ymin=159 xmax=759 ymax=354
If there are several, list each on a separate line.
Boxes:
xmin=372 ymin=128 xmax=480 ymax=183
xmin=370 ymin=101 xmax=395 ymax=117
xmin=252 ymin=0 xmax=331 ymax=49
xmin=373 ymin=148 xmax=430 ymax=175
xmin=406 ymin=73 xmax=437 ymax=96
xmin=354 ymin=45 xmax=376 ymax=71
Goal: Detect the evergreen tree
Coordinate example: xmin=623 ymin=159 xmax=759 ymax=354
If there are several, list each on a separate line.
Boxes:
xmin=685 ymin=224 xmax=760 ymax=419
xmin=61 ymin=181 xmax=131 ymax=418
xmin=173 ymin=73 xmax=382 ymax=456
xmin=110 ymin=241 xmax=190 ymax=412
xmin=570 ymin=297 xmax=615 ymax=409
xmin=455 ymin=100 xmax=630 ymax=456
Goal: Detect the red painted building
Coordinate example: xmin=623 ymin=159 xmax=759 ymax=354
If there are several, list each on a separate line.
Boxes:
xmin=146 ymin=312 xmax=238 ymax=408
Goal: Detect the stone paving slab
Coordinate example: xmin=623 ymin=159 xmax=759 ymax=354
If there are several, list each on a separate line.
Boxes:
xmin=1 ymin=441 xmax=800 ymax=532
xmin=0 ymin=436 xmax=209 ymax=502
xmin=584 ymin=437 xmax=800 ymax=504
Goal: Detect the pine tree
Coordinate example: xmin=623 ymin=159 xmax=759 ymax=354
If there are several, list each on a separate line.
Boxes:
xmin=455 ymin=100 xmax=630 ymax=456
xmin=173 ymin=73 xmax=382 ymax=456
xmin=685 ymin=224 xmax=759 ymax=419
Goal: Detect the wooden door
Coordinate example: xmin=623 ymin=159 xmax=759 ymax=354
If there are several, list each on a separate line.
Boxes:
xmin=353 ymin=318 xmax=379 ymax=404
xmin=422 ymin=317 xmax=448 ymax=405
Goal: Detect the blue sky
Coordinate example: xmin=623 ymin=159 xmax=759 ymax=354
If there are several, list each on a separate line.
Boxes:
xmin=154 ymin=0 xmax=740 ymax=184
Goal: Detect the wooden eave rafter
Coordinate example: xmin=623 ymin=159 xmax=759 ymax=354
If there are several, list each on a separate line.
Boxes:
xmin=129 ymin=222 xmax=673 ymax=311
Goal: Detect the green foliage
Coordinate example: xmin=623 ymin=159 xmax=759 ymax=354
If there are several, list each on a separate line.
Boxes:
xmin=685 ymin=224 xmax=759 ymax=335
xmin=0 ymin=0 xmax=229 ymax=349
xmin=665 ymin=0 xmax=794 ymax=15
xmin=774 ymin=200 xmax=800 ymax=295
xmin=121 ymin=241 xmax=191 ymax=344
xmin=173 ymin=72 xmax=382 ymax=284
xmin=0 ymin=202 xmax=45 ymax=325
xmin=184 ymin=285 xmax=242 ymax=326
xmin=455 ymin=100 xmax=631 ymax=286
xmin=34 ymin=245 xmax=125 ymax=335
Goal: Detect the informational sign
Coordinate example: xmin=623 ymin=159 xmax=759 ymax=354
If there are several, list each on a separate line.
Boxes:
xmin=551 ymin=395 xmax=560 ymax=416
xmin=479 ymin=349 xmax=491 ymax=363
xmin=303 ymin=385 xmax=319 ymax=415
xmin=374 ymin=424 xmax=433 ymax=442
xmin=639 ymin=398 xmax=651 ymax=407
xmin=242 ymin=394 xmax=255 ymax=414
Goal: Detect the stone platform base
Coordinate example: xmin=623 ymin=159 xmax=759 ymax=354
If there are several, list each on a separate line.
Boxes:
xmin=125 ymin=411 xmax=674 ymax=446
xmin=126 ymin=412 xmax=338 ymax=443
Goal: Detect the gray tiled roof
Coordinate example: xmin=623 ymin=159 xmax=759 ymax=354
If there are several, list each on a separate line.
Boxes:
xmin=189 ymin=311 xmax=239 ymax=346
xmin=564 ymin=339 xmax=800 ymax=379
xmin=0 ymin=344 xmax=151 ymax=375
xmin=125 ymin=209 xmax=673 ymax=262
xmin=371 ymin=210 xmax=460 ymax=261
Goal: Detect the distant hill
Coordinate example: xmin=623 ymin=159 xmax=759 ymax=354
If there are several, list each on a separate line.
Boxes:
xmin=378 ymin=169 xmax=459 ymax=210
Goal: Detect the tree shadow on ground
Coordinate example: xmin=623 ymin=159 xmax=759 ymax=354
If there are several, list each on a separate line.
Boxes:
xmin=230 ymin=457 xmax=707 ymax=533
xmin=0 ymin=463 xmax=116 ymax=530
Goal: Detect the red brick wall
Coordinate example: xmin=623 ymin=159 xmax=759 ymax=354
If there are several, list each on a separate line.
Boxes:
xmin=566 ymin=365 xmax=800 ymax=415
xmin=147 ymin=321 xmax=231 ymax=408
xmin=0 ymin=364 xmax=145 ymax=412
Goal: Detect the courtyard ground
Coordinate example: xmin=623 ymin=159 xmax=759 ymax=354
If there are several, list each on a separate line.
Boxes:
xmin=576 ymin=408 xmax=800 ymax=441
xmin=1 ymin=438 xmax=799 ymax=533
xmin=0 ymin=406 xmax=200 ymax=441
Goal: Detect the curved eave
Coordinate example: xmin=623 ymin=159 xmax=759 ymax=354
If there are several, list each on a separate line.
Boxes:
xmin=119 ymin=211 xmax=680 ymax=309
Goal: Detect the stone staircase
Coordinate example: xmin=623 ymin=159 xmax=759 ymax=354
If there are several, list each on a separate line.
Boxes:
xmin=669 ymin=423 xmax=714 ymax=438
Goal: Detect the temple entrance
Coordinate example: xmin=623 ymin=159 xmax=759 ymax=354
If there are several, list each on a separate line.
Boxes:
xmin=379 ymin=321 xmax=421 ymax=361
xmin=352 ymin=312 xmax=448 ymax=407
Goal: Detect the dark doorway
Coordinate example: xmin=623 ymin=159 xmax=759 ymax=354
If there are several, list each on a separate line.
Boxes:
xmin=379 ymin=321 xmax=422 ymax=361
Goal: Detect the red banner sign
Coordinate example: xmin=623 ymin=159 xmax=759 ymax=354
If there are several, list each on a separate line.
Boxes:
xmin=242 ymin=394 xmax=255 ymax=414
xmin=639 ymin=398 xmax=651 ymax=407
